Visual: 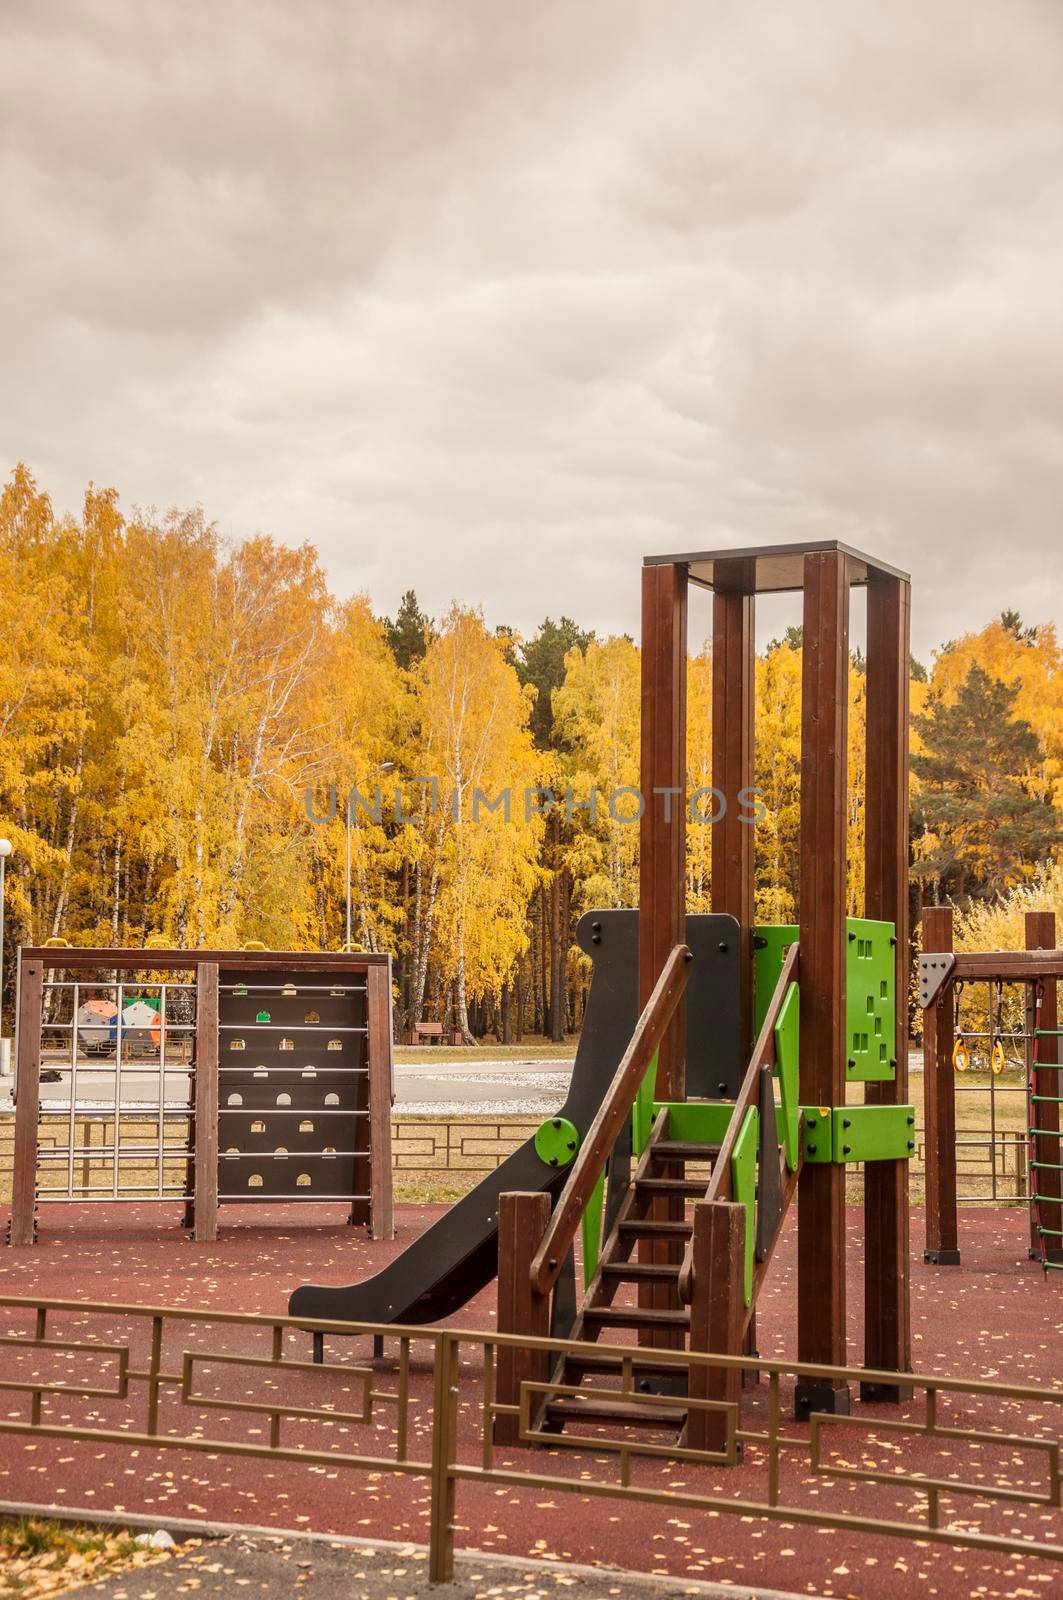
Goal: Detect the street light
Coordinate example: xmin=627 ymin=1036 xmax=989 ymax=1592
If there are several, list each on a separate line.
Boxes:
xmin=0 ymin=838 xmax=12 ymax=1050
xmin=346 ymin=764 xmax=395 ymax=951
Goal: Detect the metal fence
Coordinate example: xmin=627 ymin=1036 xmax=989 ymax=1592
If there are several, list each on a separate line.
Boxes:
xmin=0 ymin=1294 xmax=1061 ymax=1581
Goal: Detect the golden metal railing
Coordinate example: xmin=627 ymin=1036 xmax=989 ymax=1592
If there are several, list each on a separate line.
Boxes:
xmin=0 ymin=1295 xmax=1061 ymax=1584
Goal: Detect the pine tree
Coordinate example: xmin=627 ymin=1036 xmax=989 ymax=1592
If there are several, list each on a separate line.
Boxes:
xmin=912 ymin=664 xmax=1062 ymax=902
xmin=517 ymin=617 xmax=594 ymax=751
xmin=385 ymin=590 xmax=432 ymax=668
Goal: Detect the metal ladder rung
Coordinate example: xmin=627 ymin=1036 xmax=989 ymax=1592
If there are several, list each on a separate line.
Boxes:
xmin=1030 ymin=1095 xmax=1063 ymax=1104
xmin=1031 ymin=1192 xmax=1063 ymax=1205
xmin=1027 ymin=1126 xmax=1063 ymax=1137
xmin=1030 ymin=1160 xmax=1063 ymax=1171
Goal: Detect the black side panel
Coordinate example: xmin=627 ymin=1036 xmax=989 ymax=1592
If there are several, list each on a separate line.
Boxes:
xmin=287 ymin=909 xmax=742 ymax=1327
xmin=683 ymin=914 xmax=743 ymax=1097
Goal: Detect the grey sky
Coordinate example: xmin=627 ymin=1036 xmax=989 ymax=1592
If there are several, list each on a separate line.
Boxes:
xmin=2 ymin=0 xmax=1061 ymax=660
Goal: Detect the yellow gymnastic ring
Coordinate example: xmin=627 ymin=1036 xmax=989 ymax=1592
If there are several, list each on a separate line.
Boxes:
xmin=952 ymin=1040 xmax=970 ymax=1073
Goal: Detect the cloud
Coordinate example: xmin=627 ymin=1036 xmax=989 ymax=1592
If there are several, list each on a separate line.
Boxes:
xmin=1 ymin=0 xmax=1061 ymax=657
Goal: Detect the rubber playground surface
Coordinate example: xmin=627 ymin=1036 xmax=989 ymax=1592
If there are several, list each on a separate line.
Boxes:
xmin=0 ymin=1201 xmax=1061 ymax=1600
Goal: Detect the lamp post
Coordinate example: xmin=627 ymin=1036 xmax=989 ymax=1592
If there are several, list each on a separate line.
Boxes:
xmin=0 ymin=838 xmax=12 ymax=1048
xmin=345 ymin=764 xmax=394 ymax=951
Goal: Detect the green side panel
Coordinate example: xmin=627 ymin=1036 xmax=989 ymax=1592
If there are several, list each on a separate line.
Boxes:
xmin=845 ymin=917 xmax=896 ymax=1084
xmin=581 ymin=1165 xmax=606 ymax=1289
xmin=801 ymin=1106 xmax=833 ymax=1162
xmin=753 ymin=925 xmax=798 ymax=1037
xmin=774 ymin=981 xmax=801 ymax=1172
xmin=651 ymin=1101 xmax=734 ymax=1146
xmin=731 ymin=1106 xmax=759 ymax=1307
xmin=831 ymin=1104 xmax=915 ymax=1162
xmin=632 ymin=1046 xmax=659 ymax=1157
xmin=534 ymin=1116 xmax=580 ymax=1168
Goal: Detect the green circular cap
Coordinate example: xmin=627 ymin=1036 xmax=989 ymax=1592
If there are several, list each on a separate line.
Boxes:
xmin=534 ymin=1115 xmax=580 ymax=1168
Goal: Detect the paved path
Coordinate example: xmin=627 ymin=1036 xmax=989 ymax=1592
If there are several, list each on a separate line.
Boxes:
xmin=65 ymin=1530 xmax=799 ymax=1600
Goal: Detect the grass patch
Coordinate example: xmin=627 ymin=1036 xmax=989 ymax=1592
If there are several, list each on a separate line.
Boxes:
xmin=0 ymin=1518 xmax=170 ymax=1598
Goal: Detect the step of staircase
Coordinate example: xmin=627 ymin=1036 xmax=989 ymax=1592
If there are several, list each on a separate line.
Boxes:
xmin=541 ymin=1394 xmax=683 ymax=1430
xmin=634 ymin=1177 xmax=710 ymax=1197
xmin=618 ymin=1218 xmax=692 ymax=1238
xmin=599 ymin=1260 xmax=681 ymax=1282
xmin=651 ymin=1140 xmax=720 ymax=1162
xmin=561 ymin=1348 xmax=689 ymax=1382
xmin=583 ymin=1304 xmax=690 ymax=1332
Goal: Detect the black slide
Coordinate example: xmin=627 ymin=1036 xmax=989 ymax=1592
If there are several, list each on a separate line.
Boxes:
xmin=287 ymin=910 xmax=739 ymax=1327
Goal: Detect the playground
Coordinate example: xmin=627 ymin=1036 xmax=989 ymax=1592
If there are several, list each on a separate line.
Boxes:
xmin=0 ymin=543 xmax=1061 ymax=1598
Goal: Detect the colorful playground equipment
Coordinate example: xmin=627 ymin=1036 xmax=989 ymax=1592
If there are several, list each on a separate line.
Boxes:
xmin=8 ymin=945 xmax=394 ymax=1244
xmin=292 ymin=540 xmax=917 ymax=1437
xmin=920 ymin=906 xmax=1062 ymax=1270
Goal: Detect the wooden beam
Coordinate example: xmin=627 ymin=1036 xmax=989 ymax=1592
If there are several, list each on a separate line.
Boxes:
xmin=687 ymin=1200 xmax=744 ymax=1455
xmin=193 ymin=962 xmax=219 ymax=1243
xmin=922 ymin=906 xmax=959 ymax=1263
xmin=10 ymin=958 xmax=43 ymax=1247
xmin=861 ymin=576 xmax=912 ymax=1396
xmin=639 ymin=561 xmax=688 ymax=1101
xmin=795 ymin=549 xmax=850 ymax=1416
xmin=1027 ymin=912 xmax=1060 ymax=1264
xmin=495 ymin=1191 xmax=551 ymax=1446
xmin=711 ymin=557 xmax=756 ymax=1054
xmin=367 ymin=959 xmax=396 ymax=1241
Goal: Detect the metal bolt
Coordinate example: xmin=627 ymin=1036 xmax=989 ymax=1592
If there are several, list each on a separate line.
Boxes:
xmin=549 ymin=1156 xmax=558 ymax=1166
xmin=717 ymin=1081 xmax=727 ymax=1093
xmin=843 ymin=1118 xmax=852 ymax=1129
xmin=907 ymin=1140 xmax=915 ymax=1151
xmin=848 ymin=931 xmax=856 ymax=942
xmin=718 ymin=942 xmax=728 ymax=953
xmin=806 ymin=1142 xmax=817 ymax=1155
xmin=843 ymin=1144 xmax=852 ymax=1155
xmin=552 ymin=1118 xmax=561 ymax=1129
xmin=591 ymin=921 xmax=601 ymax=932
xmin=848 ymin=1057 xmax=856 ymax=1068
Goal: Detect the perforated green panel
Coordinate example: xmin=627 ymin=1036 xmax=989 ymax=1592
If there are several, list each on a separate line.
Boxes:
xmin=845 ymin=918 xmax=896 ymax=1083
xmin=755 ymin=918 xmax=896 ymax=1084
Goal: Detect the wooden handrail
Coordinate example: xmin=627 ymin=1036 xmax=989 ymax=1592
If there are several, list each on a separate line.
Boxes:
xmin=678 ymin=941 xmax=799 ymax=1304
xmin=529 ymin=942 xmax=692 ymax=1297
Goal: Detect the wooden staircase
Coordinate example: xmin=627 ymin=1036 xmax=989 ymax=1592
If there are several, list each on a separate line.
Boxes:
xmin=531 ymin=1111 xmax=716 ymax=1439
xmin=496 ymin=941 xmax=802 ymax=1453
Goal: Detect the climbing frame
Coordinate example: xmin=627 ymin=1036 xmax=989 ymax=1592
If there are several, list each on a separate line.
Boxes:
xmin=9 ymin=945 xmax=394 ymax=1246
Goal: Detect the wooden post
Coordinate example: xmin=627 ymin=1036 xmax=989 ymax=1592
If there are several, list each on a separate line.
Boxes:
xmin=1026 ymin=911 xmax=1060 ymax=1263
xmin=639 ymin=561 xmax=688 ymax=1101
xmin=922 ymin=907 xmax=959 ymax=1263
xmin=687 ymin=1200 xmax=744 ymax=1455
xmin=10 ymin=958 xmax=44 ymax=1247
xmin=861 ymin=575 xmax=913 ymax=1397
xmin=795 ymin=549 xmax=850 ymax=1416
xmin=367 ymin=959 xmax=395 ymax=1241
xmin=639 ymin=561 xmax=689 ymax=1343
xmin=193 ymin=962 xmax=219 ymax=1243
xmin=711 ymin=557 xmax=758 ymax=1372
xmin=711 ymin=557 xmax=756 ymax=1052
xmin=495 ymin=1191 xmax=552 ymax=1446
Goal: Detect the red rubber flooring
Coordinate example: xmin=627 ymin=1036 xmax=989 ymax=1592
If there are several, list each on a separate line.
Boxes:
xmin=1 ymin=1201 xmax=1061 ymax=1600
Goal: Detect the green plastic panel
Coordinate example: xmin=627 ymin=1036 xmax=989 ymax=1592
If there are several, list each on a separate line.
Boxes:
xmin=831 ymin=1104 xmax=915 ymax=1163
xmin=753 ymin=925 xmax=798 ymax=1037
xmin=845 ymin=917 xmax=896 ymax=1083
xmin=774 ymin=982 xmax=801 ymax=1172
xmin=801 ymin=1106 xmax=833 ymax=1163
xmin=651 ymin=1101 xmax=734 ymax=1147
xmin=756 ymin=919 xmax=896 ymax=1084
xmin=581 ymin=1165 xmax=606 ymax=1288
xmin=534 ymin=1116 xmax=580 ymax=1168
xmin=632 ymin=1046 xmax=659 ymax=1157
xmin=731 ymin=1106 xmax=759 ymax=1306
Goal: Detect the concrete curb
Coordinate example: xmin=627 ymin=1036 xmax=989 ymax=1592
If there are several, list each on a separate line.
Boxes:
xmin=0 ymin=1500 xmax=808 ymax=1599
